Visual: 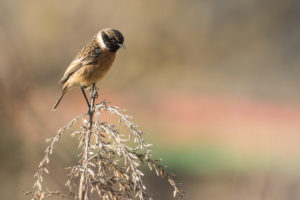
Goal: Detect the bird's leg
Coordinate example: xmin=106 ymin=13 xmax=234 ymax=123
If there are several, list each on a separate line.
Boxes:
xmin=81 ymin=87 xmax=91 ymax=108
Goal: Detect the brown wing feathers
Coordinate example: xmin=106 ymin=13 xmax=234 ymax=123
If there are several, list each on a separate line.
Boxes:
xmin=60 ymin=36 xmax=102 ymax=84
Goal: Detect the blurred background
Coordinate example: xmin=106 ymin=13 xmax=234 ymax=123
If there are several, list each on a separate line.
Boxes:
xmin=1 ymin=0 xmax=300 ymax=199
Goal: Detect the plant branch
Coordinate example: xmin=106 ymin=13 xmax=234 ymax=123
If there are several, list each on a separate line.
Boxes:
xmin=79 ymin=84 xmax=98 ymax=200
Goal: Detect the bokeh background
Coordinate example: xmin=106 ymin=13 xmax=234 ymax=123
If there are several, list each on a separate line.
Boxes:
xmin=1 ymin=0 xmax=300 ymax=199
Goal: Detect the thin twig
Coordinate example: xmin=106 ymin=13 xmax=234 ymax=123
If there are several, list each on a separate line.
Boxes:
xmin=79 ymin=84 xmax=97 ymax=200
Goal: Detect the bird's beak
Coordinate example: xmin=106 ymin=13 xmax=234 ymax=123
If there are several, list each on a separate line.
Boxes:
xmin=118 ymin=43 xmax=126 ymax=49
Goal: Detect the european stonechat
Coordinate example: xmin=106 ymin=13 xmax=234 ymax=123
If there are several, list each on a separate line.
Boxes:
xmin=52 ymin=28 xmax=125 ymax=110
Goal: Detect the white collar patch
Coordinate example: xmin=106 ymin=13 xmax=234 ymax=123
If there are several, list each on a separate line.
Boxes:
xmin=97 ymin=32 xmax=108 ymax=50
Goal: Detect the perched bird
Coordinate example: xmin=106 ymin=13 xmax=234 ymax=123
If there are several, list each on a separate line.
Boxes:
xmin=52 ymin=28 xmax=125 ymax=110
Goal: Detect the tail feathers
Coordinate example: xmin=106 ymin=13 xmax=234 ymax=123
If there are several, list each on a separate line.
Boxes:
xmin=52 ymin=88 xmax=67 ymax=111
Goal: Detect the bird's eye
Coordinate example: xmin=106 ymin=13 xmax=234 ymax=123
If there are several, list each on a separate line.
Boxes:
xmin=108 ymin=36 xmax=115 ymax=41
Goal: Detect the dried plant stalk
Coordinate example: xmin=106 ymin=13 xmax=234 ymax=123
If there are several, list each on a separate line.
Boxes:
xmin=26 ymin=85 xmax=184 ymax=200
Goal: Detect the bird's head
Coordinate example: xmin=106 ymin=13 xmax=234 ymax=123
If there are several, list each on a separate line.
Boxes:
xmin=97 ymin=28 xmax=125 ymax=52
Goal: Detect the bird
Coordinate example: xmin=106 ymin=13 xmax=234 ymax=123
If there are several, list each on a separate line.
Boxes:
xmin=52 ymin=28 xmax=125 ymax=110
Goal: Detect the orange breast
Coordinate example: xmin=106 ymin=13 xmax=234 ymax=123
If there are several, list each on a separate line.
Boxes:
xmin=94 ymin=50 xmax=116 ymax=81
xmin=66 ymin=50 xmax=116 ymax=88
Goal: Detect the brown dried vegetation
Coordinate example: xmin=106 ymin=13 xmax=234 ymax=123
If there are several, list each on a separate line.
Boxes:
xmin=26 ymin=86 xmax=183 ymax=200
